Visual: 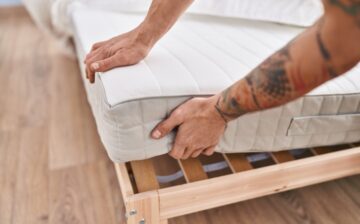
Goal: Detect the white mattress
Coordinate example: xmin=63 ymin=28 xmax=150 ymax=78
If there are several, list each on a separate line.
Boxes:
xmin=71 ymin=8 xmax=360 ymax=162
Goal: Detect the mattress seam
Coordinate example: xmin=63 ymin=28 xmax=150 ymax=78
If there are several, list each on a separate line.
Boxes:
xmin=172 ymin=35 xmax=234 ymax=84
xmin=210 ymin=21 xmax=278 ymax=61
xmin=142 ymin=59 xmax=163 ymax=96
xmin=158 ymin=44 xmax=202 ymax=93
xmin=106 ymin=92 xmax=360 ymax=109
xmin=185 ymin=23 xmax=256 ymax=68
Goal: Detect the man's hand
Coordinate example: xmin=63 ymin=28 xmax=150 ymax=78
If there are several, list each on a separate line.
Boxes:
xmin=83 ymin=0 xmax=194 ymax=84
xmin=151 ymin=95 xmax=227 ymax=159
xmin=84 ymin=26 xmax=154 ymax=83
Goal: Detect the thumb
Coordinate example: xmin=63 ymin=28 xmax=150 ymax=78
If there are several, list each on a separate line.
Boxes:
xmin=151 ymin=111 xmax=183 ymax=139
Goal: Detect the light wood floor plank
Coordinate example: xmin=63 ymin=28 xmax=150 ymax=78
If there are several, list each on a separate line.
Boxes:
xmin=12 ymin=128 xmax=49 ymax=224
xmin=0 ymin=131 xmax=21 ymax=224
xmin=48 ymin=50 xmax=108 ymax=170
xmin=49 ymin=161 xmax=124 ymax=224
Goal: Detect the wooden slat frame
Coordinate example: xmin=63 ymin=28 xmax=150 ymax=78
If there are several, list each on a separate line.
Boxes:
xmin=126 ymin=191 xmax=161 ymax=224
xmin=130 ymin=160 xmax=160 ymax=192
xmin=115 ymin=145 xmax=360 ymax=223
xmin=158 ymin=147 xmax=360 ymax=219
xmin=178 ymin=158 xmax=208 ymax=182
xmin=115 ymin=163 xmax=167 ymax=223
xmin=223 ymin=154 xmax=253 ymax=173
xmin=271 ymin=151 xmax=294 ymax=163
xmin=311 ymin=147 xmax=332 ymax=155
xmin=311 ymin=144 xmax=351 ymax=155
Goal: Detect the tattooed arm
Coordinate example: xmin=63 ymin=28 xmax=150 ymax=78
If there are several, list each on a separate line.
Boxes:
xmin=216 ymin=0 xmax=360 ymax=121
xmin=152 ymin=0 xmax=360 ymax=159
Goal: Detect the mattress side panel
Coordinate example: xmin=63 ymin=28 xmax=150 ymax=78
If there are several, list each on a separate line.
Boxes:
xmin=102 ymin=93 xmax=360 ymax=162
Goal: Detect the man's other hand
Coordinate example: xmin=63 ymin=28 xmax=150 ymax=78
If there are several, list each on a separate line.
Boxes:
xmin=83 ymin=26 xmax=155 ymax=83
xmin=151 ymin=95 xmax=227 ymax=159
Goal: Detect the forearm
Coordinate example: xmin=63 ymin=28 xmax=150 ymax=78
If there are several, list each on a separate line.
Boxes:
xmin=215 ymin=0 xmax=360 ymax=122
xmin=137 ymin=0 xmax=194 ymax=47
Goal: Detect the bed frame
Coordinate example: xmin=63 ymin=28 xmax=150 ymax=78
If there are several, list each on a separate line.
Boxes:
xmin=114 ymin=142 xmax=360 ymax=224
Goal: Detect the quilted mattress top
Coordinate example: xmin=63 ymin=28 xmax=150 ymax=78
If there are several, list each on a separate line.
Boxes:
xmin=72 ymin=8 xmax=360 ymax=108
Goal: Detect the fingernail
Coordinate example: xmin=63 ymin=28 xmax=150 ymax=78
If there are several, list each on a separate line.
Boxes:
xmin=91 ymin=63 xmax=99 ymax=70
xmin=152 ymin=130 xmax=161 ymax=139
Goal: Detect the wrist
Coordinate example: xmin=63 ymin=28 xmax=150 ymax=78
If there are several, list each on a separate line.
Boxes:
xmin=210 ymin=91 xmax=248 ymax=123
xmin=137 ymin=18 xmax=167 ymax=48
xmin=134 ymin=22 xmax=160 ymax=49
xmin=206 ymin=94 xmax=229 ymax=126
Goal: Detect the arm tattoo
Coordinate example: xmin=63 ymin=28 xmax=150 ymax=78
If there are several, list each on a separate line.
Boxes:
xmin=215 ymin=87 xmax=248 ymax=122
xmin=245 ymin=47 xmax=292 ymax=106
xmin=316 ymin=19 xmax=338 ymax=78
xmin=215 ymin=45 xmax=293 ymax=121
xmin=329 ymin=0 xmax=360 ymax=27
xmin=245 ymin=76 xmax=261 ymax=108
xmin=214 ymin=1 xmax=360 ymax=121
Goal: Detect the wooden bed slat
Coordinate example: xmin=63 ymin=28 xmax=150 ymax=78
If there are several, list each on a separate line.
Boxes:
xmin=178 ymin=158 xmax=208 ymax=182
xmin=223 ymin=154 xmax=253 ymax=173
xmin=311 ymin=144 xmax=349 ymax=155
xmin=311 ymin=147 xmax=332 ymax=155
xmin=130 ymin=160 xmax=160 ymax=192
xmin=271 ymin=151 xmax=294 ymax=163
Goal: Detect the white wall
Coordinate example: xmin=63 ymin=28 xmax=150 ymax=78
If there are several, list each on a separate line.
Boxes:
xmin=0 ymin=0 xmax=22 ymax=6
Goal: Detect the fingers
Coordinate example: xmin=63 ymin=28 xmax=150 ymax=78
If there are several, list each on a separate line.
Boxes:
xmin=189 ymin=146 xmax=215 ymax=158
xmin=84 ymin=45 xmax=115 ymax=81
xmin=91 ymin=41 xmax=106 ymax=51
xmin=85 ymin=32 xmax=130 ymax=63
xmin=86 ymin=60 xmax=97 ymax=83
xmin=84 ymin=42 xmax=106 ymax=63
xmin=84 ymin=48 xmax=108 ymax=83
xmin=202 ymin=146 xmax=216 ymax=156
xmin=169 ymin=142 xmax=186 ymax=160
xmin=191 ymin=149 xmax=204 ymax=158
xmin=91 ymin=53 xmax=130 ymax=73
xmin=182 ymin=147 xmax=201 ymax=160
xmin=86 ymin=53 xmax=128 ymax=83
xmin=151 ymin=110 xmax=183 ymax=139
xmin=85 ymin=66 xmax=90 ymax=80
xmin=85 ymin=47 xmax=103 ymax=64
xmin=171 ymin=145 xmax=216 ymax=160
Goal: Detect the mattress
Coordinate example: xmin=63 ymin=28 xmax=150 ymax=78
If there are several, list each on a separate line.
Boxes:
xmin=68 ymin=0 xmax=322 ymax=27
xmin=71 ymin=8 xmax=360 ymax=162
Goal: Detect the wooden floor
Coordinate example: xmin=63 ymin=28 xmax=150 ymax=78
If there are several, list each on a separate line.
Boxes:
xmin=1 ymin=6 xmax=360 ymax=224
